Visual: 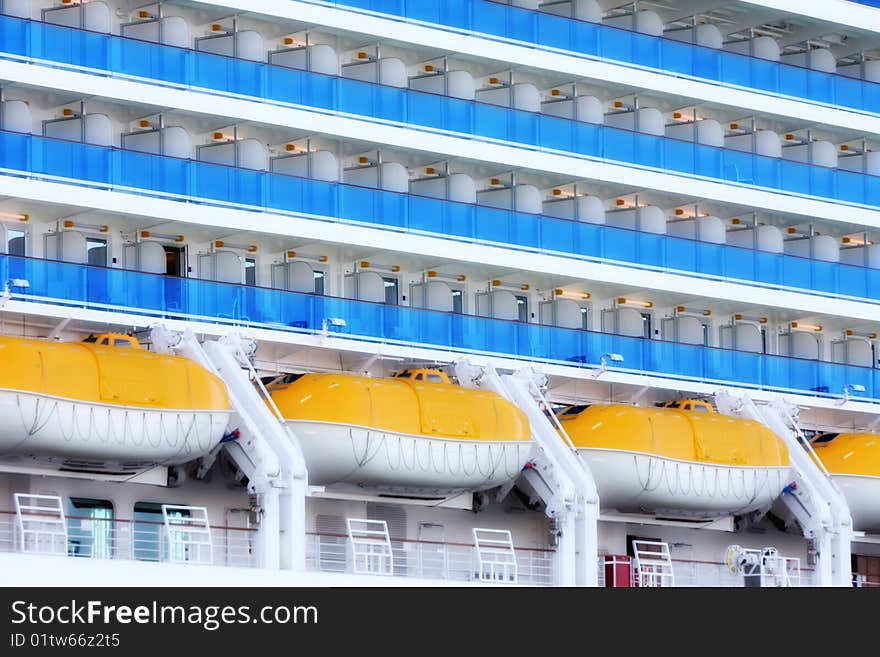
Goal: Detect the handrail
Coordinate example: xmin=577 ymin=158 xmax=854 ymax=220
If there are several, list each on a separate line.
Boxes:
xmin=2 ymin=250 xmax=878 ymax=376
xmin=3 ymin=126 xmax=880 ymax=307
xmin=3 ymin=13 xmax=880 ymax=207
xmin=306 ymin=0 xmax=880 ymax=116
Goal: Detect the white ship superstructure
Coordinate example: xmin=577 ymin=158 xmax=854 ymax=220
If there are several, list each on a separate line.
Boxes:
xmin=0 ymin=0 xmax=878 ymax=587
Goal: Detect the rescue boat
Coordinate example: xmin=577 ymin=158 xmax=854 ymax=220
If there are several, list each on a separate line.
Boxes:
xmin=558 ymin=400 xmax=792 ymax=518
xmin=810 ymin=432 xmax=880 ymax=531
xmin=267 ymin=368 xmax=532 ymax=493
xmin=0 ymin=333 xmax=231 ymax=473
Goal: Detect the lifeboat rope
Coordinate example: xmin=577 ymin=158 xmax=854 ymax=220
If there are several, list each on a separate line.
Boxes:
xmin=634 ymin=454 xmax=774 ymax=502
xmin=11 ymin=394 xmax=220 ymax=458
xmin=348 ymin=431 xmax=525 ymax=482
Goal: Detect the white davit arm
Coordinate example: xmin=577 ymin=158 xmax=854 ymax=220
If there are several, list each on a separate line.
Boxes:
xmin=152 ymin=327 xmax=309 ymax=572
xmin=715 ymin=390 xmax=852 ymax=587
xmin=455 ymin=361 xmax=600 ymax=587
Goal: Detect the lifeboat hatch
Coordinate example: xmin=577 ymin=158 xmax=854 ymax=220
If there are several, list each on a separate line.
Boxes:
xmin=556 ymin=404 xmax=591 ymax=417
xmin=392 ymin=368 xmax=450 ymax=384
xmin=810 ymin=433 xmax=839 ymax=446
xmin=82 ymin=333 xmax=142 ymax=349
xmin=659 ymin=399 xmax=714 ymax=413
xmin=264 ymin=372 xmax=306 ymax=390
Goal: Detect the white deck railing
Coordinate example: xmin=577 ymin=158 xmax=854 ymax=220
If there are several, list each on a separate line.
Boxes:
xmin=598 ymin=554 xmax=808 ymax=587
xmin=0 ymin=510 xmax=258 ymax=568
xmin=305 ymin=532 xmax=556 ymax=586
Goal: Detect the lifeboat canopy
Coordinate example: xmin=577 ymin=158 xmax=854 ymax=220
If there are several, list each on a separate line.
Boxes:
xmin=558 ymin=400 xmax=791 ymax=517
xmin=267 ymin=368 xmax=532 ymax=493
xmin=810 ymin=432 xmax=880 ymax=531
xmin=0 ymin=333 xmax=231 ymax=473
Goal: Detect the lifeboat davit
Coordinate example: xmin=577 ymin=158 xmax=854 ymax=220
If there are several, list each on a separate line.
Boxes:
xmin=558 ymin=400 xmax=792 ymax=518
xmin=268 ymin=368 xmax=532 ymax=494
xmin=0 ymin=333 xmax=231 ymax=473
xmin=810 ymin=432 xmax=880 ymax=531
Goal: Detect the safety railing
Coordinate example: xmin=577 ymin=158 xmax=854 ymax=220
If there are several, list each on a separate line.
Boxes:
xmin=2 ymin=15 xmax=880 ymax=210
xmin=310 ymin=0 xmax=880 ymax=116
xmin=853 ymin=573 xmax=880 ymax=587
xmin=304 ymin=531 xmax=555 ymax=585
xmin=2 ymin=128 xmax=880 ymax=306
xmin=599 ymin=555 xmax=806 ymax=587
xmin=4 ymin=251 xmax=880 ymax=402
xmin=0 ymin=510 xmax=259 ymax=568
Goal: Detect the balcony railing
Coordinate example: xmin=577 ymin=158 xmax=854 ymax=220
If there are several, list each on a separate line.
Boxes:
xmin=310 ymin=0 xmax=880 ymax=116
xmin=3 ymin=128 xmax=880 ymax=305
xmin=305 ymin=532 xmax=556 ymax=585
xmin=2 ymin=14 xmax=880 ymax=209
xmin=3 ymin=252 xmax=880 ymax=402
xmin=0 ymin=510 xmax=259 ymax=568
xmin=599 ymin=556 xmax=806 ymax=587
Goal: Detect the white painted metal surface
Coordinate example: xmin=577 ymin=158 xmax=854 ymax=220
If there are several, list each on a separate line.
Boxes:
xmin=152 ymin=328 xmax=309 ymax=573
xmin=14 ymin=494 xmax=67 ymax=556
xmin=455 ymin=362 xmax=599 ymax=587
xmin=715 ymin=392 xmax=853 ymax=587
xmin=473 ymin=528 xmax=518 ymax=583
xmin=161 ymin=505 xmax=214 ymax=565
xmin=632 ymin=540 xmax=675 ymax=587
xmin=346 ymin=518 xmax=394 ymax=576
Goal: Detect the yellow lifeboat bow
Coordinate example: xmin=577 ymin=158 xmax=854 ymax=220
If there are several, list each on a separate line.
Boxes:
xmin=0 ymin=334 xmax=231 ymax=472
xmin=268 ymin=369 xmax=532 ymax=493
xmin=558 ymin=401 xmax=791 ymax=517
xmin=811 ymin=432 xmax=880 ymax=531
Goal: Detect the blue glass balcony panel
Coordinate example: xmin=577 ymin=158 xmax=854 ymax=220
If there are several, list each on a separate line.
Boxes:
xmin=4 ymin=128 xmax=880 ymax=306
xmin=2 ymin=15 xmax=880 ymax=209
xmin=2 ymin=252 xmax=878 ymax=403
xmin=311 ymin=0 xmax=880 ymax=116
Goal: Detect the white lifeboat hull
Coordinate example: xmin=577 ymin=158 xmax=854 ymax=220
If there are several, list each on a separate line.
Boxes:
xmin=579 ymin=448 xmax=793 ymax=518
xmin=0 ymin=389 xmax=231 ymax=470
xmin=831 ymin=474 xmax=880 ymax=531
xmin=287 ymin=420 xmax=532 ymax=493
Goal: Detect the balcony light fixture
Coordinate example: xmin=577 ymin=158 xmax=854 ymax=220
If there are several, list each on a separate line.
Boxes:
xmin=617 ymin=297 xmax=653 ymax=309
xmin=140 ymin=231 xmax=185 ymax=243
xmin=428 ymin=271 xmax=466 ymax=282
xmin=360 ymin=261 xmax=400 ymax=273
xmin=492 ymin=280 xmax=529 ymax=291
xmin=287 ymin=251 xmax=328 ymax=263
xmin=555 ymin=289 xmax=591 ymax=300
xmin=214 ymin=241 xmax=258 ymax=253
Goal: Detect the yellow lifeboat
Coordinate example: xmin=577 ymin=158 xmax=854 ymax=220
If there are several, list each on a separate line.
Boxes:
xmin=558 ymin=400 xmax=792 ymax=518
xmin=267 ymin=368 xmax=532 ymax=493
xmin=810 ymin=432 xmax=880 ymax=531
xmin=0 ymin=333 xmax=231 ymax=472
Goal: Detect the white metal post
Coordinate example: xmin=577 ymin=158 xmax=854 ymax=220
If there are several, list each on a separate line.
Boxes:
xmin=715 ymin=391 xmax=853 ymax=587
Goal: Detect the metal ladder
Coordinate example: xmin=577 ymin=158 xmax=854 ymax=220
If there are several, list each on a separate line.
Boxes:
xmin=346 ymin=518 xmax=394 ymax=576
xmin=473 ymin=528 xmax=518 ymax=583
xmin=14 ymin=493 xmax=68 ymax=556
xmin=162 ymin=504 xmax=214 ymax=565
xmin=632 ymin=540 xmax=675 ymax=587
